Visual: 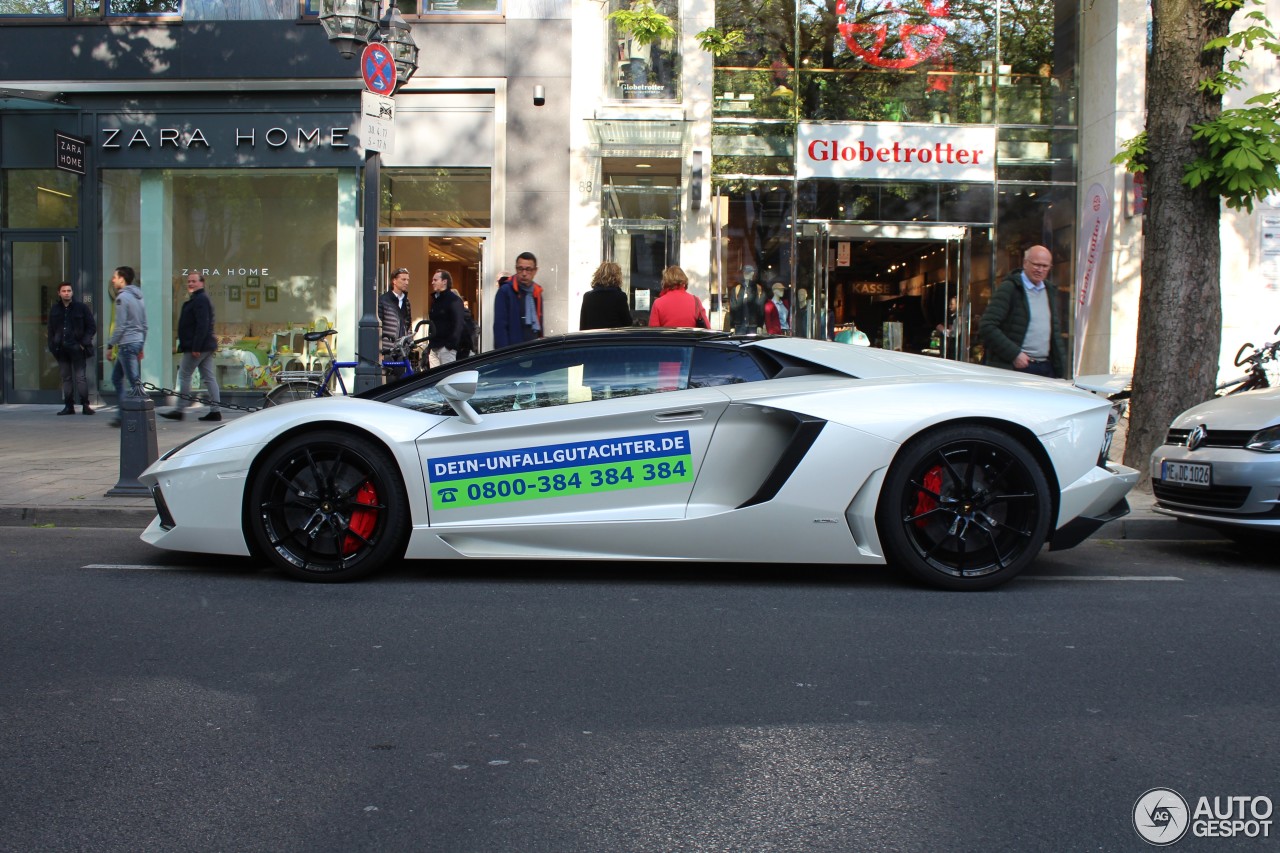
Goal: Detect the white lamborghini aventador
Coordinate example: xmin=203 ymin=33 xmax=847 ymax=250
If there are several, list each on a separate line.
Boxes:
xmin=138 ymin=329 xmax=1137 ymax=590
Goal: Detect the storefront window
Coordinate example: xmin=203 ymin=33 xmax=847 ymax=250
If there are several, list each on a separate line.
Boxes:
xmin=2 ymin=170 xmax=79 ymax=229
xmin=710 ymin=180 xmax=794 ymax=332
xmin=607 ymin=0 xmax=681 ymax=101
xmin=714 ymin=0 xmax=1076 ymax=128
xmin=101 ymin=169 xmax=342 ymax=391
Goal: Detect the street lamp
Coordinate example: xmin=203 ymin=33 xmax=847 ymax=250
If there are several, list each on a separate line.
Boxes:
xmin=318 ymin=0 xmax=419 ymax=392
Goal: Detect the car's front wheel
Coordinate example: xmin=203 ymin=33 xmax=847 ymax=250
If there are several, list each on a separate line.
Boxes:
xmin=876 ymin=425 xmax=1052 ymax=590
xmin=246 ymin=431 xmax=408 ymax=582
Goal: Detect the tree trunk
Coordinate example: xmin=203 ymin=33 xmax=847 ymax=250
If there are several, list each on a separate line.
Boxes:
xmin=1123 ymin=0 xmax=1235 ymax=483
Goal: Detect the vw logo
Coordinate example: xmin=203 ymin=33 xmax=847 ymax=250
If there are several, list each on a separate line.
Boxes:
xmin=1185 ymin=425 xmax=1207 ymax=451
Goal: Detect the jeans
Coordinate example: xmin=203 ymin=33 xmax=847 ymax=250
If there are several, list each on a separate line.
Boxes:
xmin=111 ymin=342 xmax=143 ymax=400
xmin=176 ymin=350 xmax=220 ymax=412
xmin=428 ymin=347 xmax=457 ymax=369
xmin=56 ymin=352 xmax=90 ymax=403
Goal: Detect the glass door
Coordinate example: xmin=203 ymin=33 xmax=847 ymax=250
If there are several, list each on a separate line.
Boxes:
xmin=796 ymin=222 xmax=831 ymax=340
xmin=3 ymin=234 xmax=78 ymax=403
xmin=601 ymin=157 xmax=681 ymax=325
xmin=798 ymin=223 xmax=972 ymax=358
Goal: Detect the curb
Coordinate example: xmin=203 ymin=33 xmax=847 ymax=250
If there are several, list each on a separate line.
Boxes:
xmin=0 ymin=506 xmax=156 ymax=530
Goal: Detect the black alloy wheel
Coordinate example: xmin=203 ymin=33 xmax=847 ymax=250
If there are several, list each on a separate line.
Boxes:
xmin=877 ymin=425 xmax=1052 ymax=590
xmin=247 ymin=431 xmax=408 ymax=581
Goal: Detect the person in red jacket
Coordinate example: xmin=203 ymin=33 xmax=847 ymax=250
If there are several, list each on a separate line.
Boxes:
xmin=648 ymin=265 xmax=709 ymax=329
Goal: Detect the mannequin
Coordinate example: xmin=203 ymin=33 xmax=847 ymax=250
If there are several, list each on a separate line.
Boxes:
xmin=725 ymin=265 xmax=766 ymax=334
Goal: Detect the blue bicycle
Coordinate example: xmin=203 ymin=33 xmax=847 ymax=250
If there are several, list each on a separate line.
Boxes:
xmin=262 ymin=321 xmax=430 ymax=406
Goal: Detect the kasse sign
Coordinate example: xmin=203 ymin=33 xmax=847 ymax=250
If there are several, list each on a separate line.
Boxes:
xmin=797 ymin=123 xmax=996 ymax=182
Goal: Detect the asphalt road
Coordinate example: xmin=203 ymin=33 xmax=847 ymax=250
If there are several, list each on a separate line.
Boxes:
xmin=1 ymin=528 xmax=1276 ymax=853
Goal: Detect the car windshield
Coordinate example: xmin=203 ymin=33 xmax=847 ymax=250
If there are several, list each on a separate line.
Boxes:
xmin=395 ymin=342 xmax=769 ymax=416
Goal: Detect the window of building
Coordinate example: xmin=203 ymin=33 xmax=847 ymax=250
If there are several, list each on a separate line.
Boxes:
xmin=607 ymin=0 xmax=680 ymax=101
xmin=380 ymin=168 xmax=491 ymax=228
xmin=101 ymin=169 xmax=343 ymax=390
xmin=304 ymin=0 xmax=504 ymax=15
xmin=2 ymin=170 xmax=79 ymax=229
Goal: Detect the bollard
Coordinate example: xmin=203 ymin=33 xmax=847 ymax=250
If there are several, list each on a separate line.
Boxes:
xmin=106 ymin=389 xmax=159 ymax=497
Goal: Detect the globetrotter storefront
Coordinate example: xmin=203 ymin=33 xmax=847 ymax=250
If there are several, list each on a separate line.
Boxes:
xmin=709 ymin=0 xmax=1080 ymax=367
xmin=0 ymin=90 xmax=495 ymax=405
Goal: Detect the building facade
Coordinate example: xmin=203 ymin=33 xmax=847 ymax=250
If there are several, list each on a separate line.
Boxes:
xmin=0 ymin=0 xmax=1277 ymax=405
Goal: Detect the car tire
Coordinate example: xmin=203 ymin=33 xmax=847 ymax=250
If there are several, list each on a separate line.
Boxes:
xmin=876 ymin=424 xmax=1052 ymax=590
xmin=246 ymin=431 xmax=409 ymax=582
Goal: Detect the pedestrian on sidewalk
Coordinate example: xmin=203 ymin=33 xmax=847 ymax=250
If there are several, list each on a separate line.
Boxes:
xmin=161 ymin=272 xmax=221 ymax=422
xmin=46 ymin=281 xmax=97 ymax=415
xmin=105 ymin=265 xmax=147 ymax=427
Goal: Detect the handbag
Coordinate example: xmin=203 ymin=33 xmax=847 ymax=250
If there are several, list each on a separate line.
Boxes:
xmin=695 ymin=314 xmax=708 ymax=329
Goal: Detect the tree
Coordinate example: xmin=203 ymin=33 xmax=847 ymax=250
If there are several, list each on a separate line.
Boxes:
xmin=1118 ymin=0 xmax=1280 ymax=481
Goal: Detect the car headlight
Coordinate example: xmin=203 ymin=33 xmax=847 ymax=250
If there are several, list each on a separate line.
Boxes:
xmin=1245 ymin=425 xmax=1280 ymax=452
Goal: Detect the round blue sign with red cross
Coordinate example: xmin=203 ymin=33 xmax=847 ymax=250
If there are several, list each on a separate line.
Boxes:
xmin=361 ymin=42 xmax=397 ymax=95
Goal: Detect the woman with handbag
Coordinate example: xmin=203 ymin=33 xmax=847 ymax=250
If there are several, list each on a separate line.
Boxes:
xmin=648 ymin=266 xmax=709 ymax=329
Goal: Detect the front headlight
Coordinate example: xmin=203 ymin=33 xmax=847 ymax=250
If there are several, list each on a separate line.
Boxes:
xmin=1245 ymin=425 xmax=1280 ymax=453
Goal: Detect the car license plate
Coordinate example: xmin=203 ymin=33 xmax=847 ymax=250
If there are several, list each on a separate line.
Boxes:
xmin=1161 ymin=459 xmax=1212 ymax=487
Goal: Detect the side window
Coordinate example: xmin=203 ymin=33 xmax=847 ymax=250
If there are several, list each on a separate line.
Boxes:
xmin=395 ymin=344 xmax=694 ymax=415
xmin=689 ymin=346 xmax=768 ymax=387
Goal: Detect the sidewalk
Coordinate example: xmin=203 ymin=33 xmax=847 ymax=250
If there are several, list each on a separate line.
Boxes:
xmin=0 ymin=402 xmax=1211 ymax=539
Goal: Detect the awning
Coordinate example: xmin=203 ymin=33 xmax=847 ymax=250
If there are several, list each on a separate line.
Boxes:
xmin=586 ymin=116 xmax=691 ymax=157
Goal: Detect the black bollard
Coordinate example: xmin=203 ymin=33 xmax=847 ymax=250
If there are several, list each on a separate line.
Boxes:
xmin=106 ymin=389 xmax=159 ymax=497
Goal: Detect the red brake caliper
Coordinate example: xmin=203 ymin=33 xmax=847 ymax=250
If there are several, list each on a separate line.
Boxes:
xmin=344 ymin=480 xmax=380 ymax=555
xmin=913 ymin=466 xmax=943 ymax=528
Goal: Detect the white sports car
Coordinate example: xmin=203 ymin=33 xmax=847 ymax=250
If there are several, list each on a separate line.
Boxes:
xmin=139 ymin=329 xmax=1137 ymax=590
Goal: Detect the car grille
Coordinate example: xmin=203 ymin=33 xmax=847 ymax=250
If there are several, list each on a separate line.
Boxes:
xmin=150 ymin=485 xmax=176 ymax=530
xmin=1165 ymin=428 xmax=1255 ymax=449
xmin=1152 ymin=481 xmax=1252 ymax=509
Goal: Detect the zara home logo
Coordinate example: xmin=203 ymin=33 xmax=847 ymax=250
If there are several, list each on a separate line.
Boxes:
xmin=1134 ymin=788 xmax=1273 ymax=845
xmin=100 ymin=125 xmax=351 ymax=151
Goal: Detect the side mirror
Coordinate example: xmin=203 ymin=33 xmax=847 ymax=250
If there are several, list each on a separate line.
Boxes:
xmin=435 ymin=370 xmax=482 ymax=424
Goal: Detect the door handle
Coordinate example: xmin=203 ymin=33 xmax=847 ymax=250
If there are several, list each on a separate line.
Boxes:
xmin=655 ymin=409 xmax=705 ymax=421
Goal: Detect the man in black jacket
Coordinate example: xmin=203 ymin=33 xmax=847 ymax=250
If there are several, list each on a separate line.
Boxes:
xmin=47 ymin=282 xmax=97 ymax=415
xmin=379 ymin=267 xmax=414 ymax=378
xmin=161 ymin=272 xmax=222 ymax=422
xmin=427 ymin=270 xmax=467 ymax=368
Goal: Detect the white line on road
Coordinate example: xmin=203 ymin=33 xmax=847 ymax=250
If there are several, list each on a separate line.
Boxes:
xmin=83 ymin=564 xmax=182 ymax=571
xmin=1026 ymin=575 xmax=1184 ymax=582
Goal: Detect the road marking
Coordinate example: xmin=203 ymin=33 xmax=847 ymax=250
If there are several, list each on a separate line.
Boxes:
xmin=1026 ymin=575 xmax=1183 ymax=582
xmin=84 ymin=564 xmax=182 ymax=571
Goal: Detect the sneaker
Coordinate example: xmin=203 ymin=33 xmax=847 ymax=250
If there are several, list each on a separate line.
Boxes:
xmin=82 ymin=405 xmax=95 ymax=415
xmin=159 ymin=409 xmax=185 ymax=421
xmin=198 ymin=411 xmax=222 ymax=422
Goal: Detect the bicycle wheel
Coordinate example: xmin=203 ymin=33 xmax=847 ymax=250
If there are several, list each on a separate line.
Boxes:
xmin=264 ymin=381 xmax=326 ymax=406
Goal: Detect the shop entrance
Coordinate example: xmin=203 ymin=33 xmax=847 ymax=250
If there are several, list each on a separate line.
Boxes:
xmin=600 ymin=157 xmax=681 ymax=324
xmin=379 ymin=233 xmax=487 ymax=352
xmin=2 ymin=233 xmax=78 ymax=404
xmin=797 ymin=223 xmax=980 ymax=360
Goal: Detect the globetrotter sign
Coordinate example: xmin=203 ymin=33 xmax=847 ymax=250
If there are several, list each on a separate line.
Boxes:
xmin=797 ymin=122 xmax=996 ymax=182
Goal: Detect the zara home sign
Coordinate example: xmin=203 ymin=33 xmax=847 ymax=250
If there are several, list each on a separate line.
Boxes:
xmin=797 ymin=123 xmax=996 ymax=182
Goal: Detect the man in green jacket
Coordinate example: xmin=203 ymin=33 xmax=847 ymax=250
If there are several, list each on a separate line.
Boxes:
xmin=979 ymin=244 xmax=1066 ymax=378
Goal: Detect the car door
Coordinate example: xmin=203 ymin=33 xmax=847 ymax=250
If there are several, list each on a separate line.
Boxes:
xmin=407 ymin=342 xmax=733 ymax=527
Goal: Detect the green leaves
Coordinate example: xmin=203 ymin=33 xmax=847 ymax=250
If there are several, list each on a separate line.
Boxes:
xmin=1117 ymin=0 xmax=1280 ymax=213
xmin=695 ymin=27 xmax=745 ymax=57
xmin=608 ymin=2 xmax=677 ymax=46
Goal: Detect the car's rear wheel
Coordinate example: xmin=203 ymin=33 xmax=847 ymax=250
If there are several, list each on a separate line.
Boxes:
xmin=876 ymin=425 xmax=1052 ymax=590
xmin=247 ymin=431 xmax=408 ymax=582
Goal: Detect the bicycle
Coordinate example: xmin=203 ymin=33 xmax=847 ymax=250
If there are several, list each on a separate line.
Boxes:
xmin=1214 ymin=323 xmax=1280 ymax=396
xmin=262 ymin=320 xmax=431 ymax=406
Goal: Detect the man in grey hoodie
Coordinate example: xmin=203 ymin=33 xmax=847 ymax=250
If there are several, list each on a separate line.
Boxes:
xmin=105 ymin=265 xmax=147 ymax=426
